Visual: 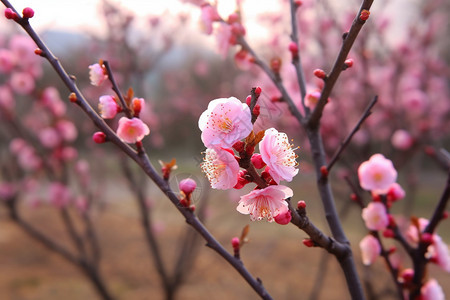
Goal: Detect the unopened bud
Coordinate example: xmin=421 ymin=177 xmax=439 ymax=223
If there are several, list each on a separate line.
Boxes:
xmin=179 ymin=178 xmax=196 ymax=195
xmin=69 ymin=92 xmax=78 ymax=103
xmin=92 ymin=132 xmax=106 ymax=144
xmin=231 ymin=237 xmax=240 ymax=249
xmin=251 ymin=153 xmax=266 ymax=169
xmin=288 ymin=41 xmax=299 ymax=56
xmin=297 ymin=200 xmax=306 ymax=209
xmin=383 ymin=229 xmax=395 ymax=238
xmin=344 ymin=58 xmax=354 ymax=68
xmin=232 ymin=141 xmax=245 ymax=153
xmin=4 ymin=8 xmax=19 ymax=20
xmin=360 ymin=9 xmax=370 ymax=21
xmin=313 ymin=69 xmax=326 ymax=79
xmin=270 ymin=57 xmax=282 ymax=73
xmin=246 ymin=95 xmax=252 ymax=106
xmin=22 ymin=7 xmax=34 ymax=19
xmin=255 ymin=86 xmax=262 ymax=96
xmin=274 ymin=210 xmax=291 ymax=225
xmin=320 ymin=166 xmax=328 ymax=178
xmin=421 ymin=233 xmax=433 ymax=244
xmin=34 ymin=48 xmax=44 ymax=56
xmin=252 ymin=104 xmax=260 ymax=117
xmin=350 ymin=193 xmax=358 ymax=202
xmin=303 ymin=239 xmax=314 ymax=247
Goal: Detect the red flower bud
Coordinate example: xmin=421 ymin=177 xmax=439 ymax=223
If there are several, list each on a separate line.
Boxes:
xmin=350 ymin=193 xmax=358 ymax=202
xmin=4 ymin=8 xmax=19 ymax=20
xmin=421 ymin=233 xmax=433 ymax=244
xmin=360 ymin=9 xmax=370 ymax=21
xmin=320 ymin=165 xmax=328 ymax=178
xmin=313 ymin=69 xmax=326 ymax=79
xmin=303 ymin=239 xmax=314 ymax=247
xmin=231 ymin=237 xmax=240 ymax=249
xmin=179 ymin=178 xmax=196 ymax=195
xmin=246 ymin=95 xmax=252 ymax=106
xmin=252 ymin=104 xmax=260 ymax=117
xmin=251 ymin=153 xmax=266 ymax=169
xmin=270 ymin=57 xmax=282 ymax=73
xmin=92 ymin=132 xmax=106 ymax=144
xmin=232 ymin=141 xmax=245 ymax=153
xmin=344 ymin=58 xmax=354 ymax=68
xmin=297 ymin=200 xmax=306 ymax=209
xmin=255 ymin=86 xmax=262 ymax=96
xmin=288 ymin=41 xmax=299 ymax=55
xmin=383 ymin=229 xmax=395 ymax=238
xmin=22 ymin=7 xmax=34 ymax=19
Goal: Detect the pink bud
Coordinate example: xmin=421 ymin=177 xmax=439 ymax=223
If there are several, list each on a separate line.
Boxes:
xmin=231 ymin=237 xmax=240 ymax=249
xmin=245 ymin=95 xmax=252 ymax=106
xmin=251 ymin=153 xmax=266 ymax=169
xmin=400 ymin=268 xmax=414 ymax=282
xmin=288 ymin=42 xmax=298 ymax=54
xmin=252 ymin=104 xmax=260 ymax=117
xmin=255 ymin=86 xmax=262 ymax=96
xmin=92 ymin=132 xmax=106 ymax=144
xmin=421 ymin=233 xmax=433 ymax=244
xmin=344 ymin=58 xmax=354 ymax=68
xmin=4 ymin=8 xmax=18 ymax=20
xmin=274 ymin=210 xmax=291 ymax=225
xmin=313 ymin=69 xmax=326 ymax=79
xmin=179 ymin=178 xmax=196 ymax=195
xmin=383 ymin=229 xmax=395 ymax=238
xmin=22 ymin=7 xmax=34 ymax=18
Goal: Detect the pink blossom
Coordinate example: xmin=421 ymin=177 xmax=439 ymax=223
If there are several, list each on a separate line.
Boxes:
xmin=215 ymin=23 xmax=232 ymax=58
xmin=131 ymin=97 xmax=145 ymax=116
xmin=41 ymin=87 xmax=66 ymax=117
xmin=116 ymin=117 xmax=150 ymax=144
xmin=10 ymin=72 xmax=35 ymax=95
xmin=305 ymin=90 xmax=321 ymax=109
xmin=361 ymin=202 xmax=389 ymax=231
xmin=9 ymin=35 xmax=39 ymax=69
xmin=0 ymin=182 xmax=15 ymax=200
xmin=259 ymin=128 xmax=299 ymax=184
xmin=429 ymin=235 xmax=450 ymax=273
xmin=201 ymin=148 xmax=240 ymax=190
xmin=386 ymin=183 xmax=405 ymax=201
xmin=39 ymin=127 xmax=61 ymax=148
xmin=358 ymin=154 xmax=397 ymax=193
xmin=234 ymin=49 xmax=253 ymax=71
xmin=0 ymin=85 xmax=14 ymax=112
xmin=421 ymin=279 xmax=445 ymax=300
xmin=89 ymin=63 xmax=107 ymax=86
xmin=0 ymin=49 xmax=15 ymax=73
xmin=200 ymin=4 xmax=220 ymax=35
xmin=359 ymin=234 xmax=381 ymax=265
xmin=56 ymin=120 xmax=78 ymax=142
xmin=391 ymin=129 xmax=413 ymax=150
xmin=9 ymin=138 xmax=26 ymax=153
xmin=237 ymin=185 xmax=293 ymax=222
xmin=198 ymin=97 xmax=252 ymax=148
xmin=49 ymin=182 xmax=71 ymax=208
xmin=98 ymin=95 xmax=118 ymax=119
xmin=406 ymin=217 xmax=429 ymax=245
xmin=60 ymin=147 xmax=78 ymax=161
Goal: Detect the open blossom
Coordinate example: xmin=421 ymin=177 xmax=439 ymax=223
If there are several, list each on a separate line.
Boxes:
xmin=89 ymin=63 xmax=107 ymax=86
xmin=98 ymin=95 xmax=119 ymax=119
xmin=305 ymin=90 xmax=321 ymax=109
xmin=358 ymin=154 xmax=397 ymax=193
xmin=198 ymin=97 xmax=252 ymax=148
xmin=359 ymin=234 xmax=381 ymax=265
xmin=259 ymin=128 xmax=299 ymax=184
xmin=237 ymin=185 xmax=293 ymax=222
xmin=362 ymin=202 xmax=389 ymax=231
xmin=421 ymin=279 xmax=445 ymax=300
xmin=200 ymin=4 xmax=220 ymax=35
xmin=201 ymin=148 xmax=239 ymax=190
xmin=116 ymin=117 xmax=150 ymax=144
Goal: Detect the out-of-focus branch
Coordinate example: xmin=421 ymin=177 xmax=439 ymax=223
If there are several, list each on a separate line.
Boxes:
xmin=307 ymin=0 xmax=374 ymax=128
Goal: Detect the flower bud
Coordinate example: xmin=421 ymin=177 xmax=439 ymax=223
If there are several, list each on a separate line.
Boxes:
xmin=297 ymin=200 xmax=306 ymax=209
xmin=179 ymin=178 xmax=196 ymax=195
xmin=231 ymin=237 xmax=240 ymax=249
xmin=251 ymin=153 xmax=266 ymax=169
xmin=92 ymin=132 xmax=106 ymax=144
xmin=360 ymin=10 xmax=370 ymax=21
xmin=303 ymin=239 xmax=314 ymax=247
xmin=313 ymin=69 xmax=326 ymax=79
xmin=5 ymin=8 xmax=19 ymax=20
xmin=22 ymin=7 xmax=34 ymax=18
xmin=274 ymin=210 xmax=291 ymax=225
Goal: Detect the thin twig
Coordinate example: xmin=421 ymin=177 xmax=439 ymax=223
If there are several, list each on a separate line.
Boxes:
xmin=327 ymin=96 xmax=378 ymax=172
xmin=103 ymin=60 xmax=133 ymax=118
xmin=307 ymin=0 xmax=374 ymax=128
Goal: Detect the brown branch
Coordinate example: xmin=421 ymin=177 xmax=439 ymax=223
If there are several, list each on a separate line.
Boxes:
xmin=307 ymin=0 xmax=374 ymax=128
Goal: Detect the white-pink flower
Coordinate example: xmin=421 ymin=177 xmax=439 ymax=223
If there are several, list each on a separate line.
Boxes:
xmin=89 ymin=63 xmax=107 ymax=86
xmin=200 ymin=4 xmax=220 ymax=35
xmin=198 ymin=97 xmax=252 ymax=148
xmin=421 ymin=279 xmax=445 ymax=300
xmin=362 ymin=202 xmax=389 ymax=231
xmin=98 ymin=95 xmax=119 ymax=119
xmin=358 ymin=154 xmax=397 ymax=193
xmin=359 ymin=234 xmax=381 ymax=265
xmin=237 ymin=185 xmax=293 ymax=222
xmin=259 ymin=128 xmax=299 ymax=184
xmin=116 ymin=117 xmax=150 ymax=144
xmin=201 ymin=148 xmax=240 ymax=190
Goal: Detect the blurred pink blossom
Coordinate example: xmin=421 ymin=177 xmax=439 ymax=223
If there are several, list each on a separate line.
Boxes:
xmin=56 ymin=120 xmax=78 ymax=142
xmin=201 ymin=147 xmax=239 ymax=190
xmin=421 ymin=279 xmax=445 ymax=300
xmin=259 ymin=128 xmax=299 ymax=184
xmin=200 ymin=4 xmax=220 ymax=35
xmin=116 ymin=117 xmax=150 ymax=143
xmin=49 ymin=182 xmax=71 ymax=208
xmin=39 ymin=127 xmax=61 ymax=148
xmin=237 ymin=185 xmax=292 ymax=222
xmin=305 ymin=90 xmax=321 ymax=109
xmin=429 ymin=235 xmax=450 ymax=273
xmin=358 ymin=154 xmax=397 ymax=193
xmin=215 ymin=23 xmax=232 ymax=58
xmin=41 ymin=87 xmax=66 ymax=117
xmin=0 ymin=49 xmax=15 ymax=73
xmin=0 ymin=85 xmax=14 ymax=112
xmin=361 ymin=202 xmax=389 ymax=231
xmin=198 ymin=97 xmax=252 ymax=148
xmin=359 ymin=234 xmax=381 ymax=265
xmin=10 ymin=71 xmax=35 ymax=95
xmin=391 ymin=129 xmax=413 ymax=150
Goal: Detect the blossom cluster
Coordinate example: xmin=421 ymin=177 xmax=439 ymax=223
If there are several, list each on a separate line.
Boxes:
xmin=199 ymin=95 xmax=299 ymax=224
xmin=88 ymin=63 xmax=150 ymax=144
xmin=357 ymin=154 xmax=449 ymax=299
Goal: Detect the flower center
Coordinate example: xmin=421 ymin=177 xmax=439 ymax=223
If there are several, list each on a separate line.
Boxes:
xmin=218 ymin=116 xmax=233 ymax=133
